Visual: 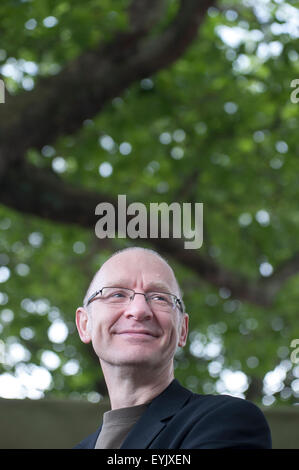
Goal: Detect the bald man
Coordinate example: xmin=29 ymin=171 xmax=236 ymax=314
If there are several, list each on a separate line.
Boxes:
xmin=74 ymin=247 xmax=271 ymax=449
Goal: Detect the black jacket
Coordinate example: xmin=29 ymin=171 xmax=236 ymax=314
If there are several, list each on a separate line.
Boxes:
xmin=74 ymin=378 xmax=272 ymax=449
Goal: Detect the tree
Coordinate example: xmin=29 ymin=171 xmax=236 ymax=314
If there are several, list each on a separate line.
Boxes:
xmin=0 ymin=0 xmax=298 ymax=406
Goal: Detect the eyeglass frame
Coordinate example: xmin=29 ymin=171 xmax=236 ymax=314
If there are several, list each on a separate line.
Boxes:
xmin=85 ymin=286 xmax=184 ymax=313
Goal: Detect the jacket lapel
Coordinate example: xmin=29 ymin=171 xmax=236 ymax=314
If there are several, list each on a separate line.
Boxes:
xmin=120 ymin=379 xmax=192 ymax=449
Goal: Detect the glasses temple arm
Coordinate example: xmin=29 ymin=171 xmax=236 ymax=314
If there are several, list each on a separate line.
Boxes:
xmin=86 ymin=289 xmax=101 ymax=306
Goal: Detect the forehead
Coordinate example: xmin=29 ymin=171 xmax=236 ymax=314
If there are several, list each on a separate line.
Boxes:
xmin=93 ymin=250 xmax=178 ymax=293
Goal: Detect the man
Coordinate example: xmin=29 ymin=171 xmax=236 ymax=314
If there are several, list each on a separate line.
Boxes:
xmin=74 ymin=247 xmax=272 ymax=449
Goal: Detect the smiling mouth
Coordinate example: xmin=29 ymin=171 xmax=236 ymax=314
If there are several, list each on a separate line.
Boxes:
xmin=116 ymin=330 xmax=158 ymax=337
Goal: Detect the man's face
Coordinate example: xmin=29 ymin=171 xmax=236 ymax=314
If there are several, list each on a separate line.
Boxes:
xmin=76 ymin=250 xmax=188 ymax=371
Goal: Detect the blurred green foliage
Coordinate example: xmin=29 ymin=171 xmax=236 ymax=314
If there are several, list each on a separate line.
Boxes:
xmin=0 ymin=0 xmax=299 ymax=406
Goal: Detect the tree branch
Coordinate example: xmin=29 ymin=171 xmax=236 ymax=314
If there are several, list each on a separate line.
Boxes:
xmin=127 ymin=0 xmax=167 ymax=33
xmin=1 ymin=161 xmax=296 ymax=308
xmin=0 ymin=0 xmax=215 ymax=179
xmin=2 ymin=0 xmax=296 ymax=308
xmin=265 ymin=253 xmax=299 ymax=298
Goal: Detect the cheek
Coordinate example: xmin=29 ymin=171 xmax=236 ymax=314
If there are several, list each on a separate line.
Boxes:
xmin=90 ymin=310 xmax=120 ymax=343
xmin=160 ymin=316 xmax=180 ymax=343
xmin=88 ymin=312 xmax=104 ymax=344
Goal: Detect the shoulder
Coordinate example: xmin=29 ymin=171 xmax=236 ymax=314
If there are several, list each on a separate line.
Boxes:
xmin=162 ymin=378 xmax=269 ymax=429
xmin=176 ymin=390 xmax=272 ymax=448
xmin=186 ymin=390 xmax=268 ymax=424
xmin=189 ymin=389 xmax=263 ymax=412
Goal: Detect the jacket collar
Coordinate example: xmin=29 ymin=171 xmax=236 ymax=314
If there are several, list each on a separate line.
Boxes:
xmin=120 ymin=379 xmax=192 ymax=449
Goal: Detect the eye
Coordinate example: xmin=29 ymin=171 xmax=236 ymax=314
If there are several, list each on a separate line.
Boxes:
xmin=111 ymin=291 xmax=127 ymax=298
xmin=104 ymin=288 xmax=132 ymax=301
xmin=149 ymin=293 xmax=169 ymax=303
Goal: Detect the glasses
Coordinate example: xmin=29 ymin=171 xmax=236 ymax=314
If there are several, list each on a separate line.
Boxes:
xmin=85 ymin=287 xmax=183 ymax=313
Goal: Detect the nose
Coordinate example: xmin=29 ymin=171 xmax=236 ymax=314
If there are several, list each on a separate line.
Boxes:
xmin=123 ymin=292 xmax=153 ymax=320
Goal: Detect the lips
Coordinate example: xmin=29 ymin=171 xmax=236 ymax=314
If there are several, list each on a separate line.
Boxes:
xmin=116 ymin=330 xmax=158 ymax=337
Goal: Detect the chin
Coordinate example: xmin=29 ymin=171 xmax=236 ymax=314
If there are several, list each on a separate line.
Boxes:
xmin=103 ymin=352 xmax=160 ymax=367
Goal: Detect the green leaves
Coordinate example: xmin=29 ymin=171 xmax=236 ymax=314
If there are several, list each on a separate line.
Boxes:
xmin=1 ymin=0 xmax=299 ymax=406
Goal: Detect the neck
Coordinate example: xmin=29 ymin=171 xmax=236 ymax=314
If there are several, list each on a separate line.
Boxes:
xmin=101 ymin=362 xmax=174 ymax=410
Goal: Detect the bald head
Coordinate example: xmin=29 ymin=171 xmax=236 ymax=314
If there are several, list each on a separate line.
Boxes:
xmin=83 ymin=247 xmax=185 ymax=312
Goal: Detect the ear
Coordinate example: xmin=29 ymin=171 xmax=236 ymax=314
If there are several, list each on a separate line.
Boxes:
xmin=178 ymin=313 xmax=189 ymax=347
xmin=75 ymin=306 xmax=92 ymax=343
